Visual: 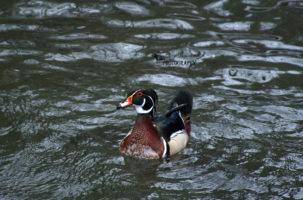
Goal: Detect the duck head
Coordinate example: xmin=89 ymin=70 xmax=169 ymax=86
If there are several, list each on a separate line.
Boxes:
xmin=117 ymin=89 xmax=158 ymax=118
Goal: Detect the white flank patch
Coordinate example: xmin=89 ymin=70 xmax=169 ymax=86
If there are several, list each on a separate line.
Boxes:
xmin=168 ymin=130 xmax=189 ymax=156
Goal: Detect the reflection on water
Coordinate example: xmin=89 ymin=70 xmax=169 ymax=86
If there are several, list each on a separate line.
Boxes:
xmin=1 ymin=0 xmax=303 ymax=199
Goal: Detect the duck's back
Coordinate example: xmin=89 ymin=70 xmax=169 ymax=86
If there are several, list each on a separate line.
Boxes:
xmin=154 ymin=89 xmax=193 ymax=156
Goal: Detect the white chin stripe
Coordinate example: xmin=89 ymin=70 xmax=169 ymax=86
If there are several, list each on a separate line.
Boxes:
xmin=135 ymin=97 xmax=154 ymax=114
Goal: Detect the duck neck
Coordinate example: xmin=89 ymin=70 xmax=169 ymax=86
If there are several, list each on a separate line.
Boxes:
xmin=135 ymin=114 xmax=153 ymax=126
xmin=132 ymin=114 xmax=158 ymax=138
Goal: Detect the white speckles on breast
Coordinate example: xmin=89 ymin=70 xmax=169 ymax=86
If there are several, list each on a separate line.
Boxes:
xmin=122 ymin=143 xmax=160 ymax=159
xmin=119 ymin=114 xmax=164 ymax=159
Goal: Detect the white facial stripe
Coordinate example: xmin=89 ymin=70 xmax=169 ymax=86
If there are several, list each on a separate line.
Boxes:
xmin=135 ymin=100 xmax=154 ymax=114
xmin=148 ymin=95 xmax=154 ymax=106
xmin=135 ymin=98 xmax=145 ymax=113
xmin=134 ymin=95 xmax=155 ymax=114
xmin=131 ymin=89 xmax=141 ymax=97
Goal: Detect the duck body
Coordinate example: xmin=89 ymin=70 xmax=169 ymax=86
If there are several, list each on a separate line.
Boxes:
xmin=117 ymin=89 xmax=192 ymax=159
xmin=120 ymin=114 xmax=166 ymax=159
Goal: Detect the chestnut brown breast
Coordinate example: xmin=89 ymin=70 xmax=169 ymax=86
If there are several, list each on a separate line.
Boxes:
xmin=120 ymin=115 xmax=165 ymax=159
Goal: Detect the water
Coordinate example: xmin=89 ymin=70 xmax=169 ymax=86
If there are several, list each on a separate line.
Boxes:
xmin=1 ymin=0 xmax=303 ymax=199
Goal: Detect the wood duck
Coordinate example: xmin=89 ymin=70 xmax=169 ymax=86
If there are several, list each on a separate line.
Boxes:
xmin=117 ymin=88 xmax=193 ymax=159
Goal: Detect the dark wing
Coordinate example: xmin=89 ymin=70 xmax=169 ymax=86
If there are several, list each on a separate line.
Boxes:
xmin=153 ymin=89 xmax=193 ymax=142
xmin=154 ymin=111 xmax=185 ymax=142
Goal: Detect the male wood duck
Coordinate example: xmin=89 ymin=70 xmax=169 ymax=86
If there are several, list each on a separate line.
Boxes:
xmin=117 ymin=88 xmax=193 ymax=159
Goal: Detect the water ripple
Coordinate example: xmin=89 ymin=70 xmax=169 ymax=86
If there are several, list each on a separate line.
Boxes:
xmin=216 ymin=21 xmax=253 ymax=31
xmin=237 ymin=55 xmax=303 ymax=68
xmin=106 ymin=18 xmax=194 ymax=30
xmin=234 ymin=39 xmax=303 ymax=51
xmin=216 ymin=67 xmax=281 ymax=85
xmin=135 ymin=32 xmax=194 ymax=40
xmin=49 ymin=33 xmax=107 ymax=41
xmin=14 ymin=0 xmax=111 ymax=18
xmin=1 ymin=0 xmax=303 ymax=199
xmin=0 ymin=24 xmax=40 ymax=32
xmin=0 ymin=49 xmax=41 ymax=56
xmin=204 ymin=0 xmax=232 ymax=17
xmin=114 ymin=2 xmax=150 ymax=16
xmin=45 ymin=42 xmax=144 ymax=62
xmin=136 ymin=74 xmax=187 ymax=87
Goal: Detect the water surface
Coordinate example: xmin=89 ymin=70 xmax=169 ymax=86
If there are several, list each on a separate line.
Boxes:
xmin=1 ymin=0 xmax=303 ymax=199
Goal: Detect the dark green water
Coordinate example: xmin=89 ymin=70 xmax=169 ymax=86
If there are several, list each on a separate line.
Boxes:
xmin=1 ymin=0 xmax=303 ymax=199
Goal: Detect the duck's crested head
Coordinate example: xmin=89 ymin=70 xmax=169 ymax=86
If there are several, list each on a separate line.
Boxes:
xmin=117 ymin=88 xmax=158 ymax=117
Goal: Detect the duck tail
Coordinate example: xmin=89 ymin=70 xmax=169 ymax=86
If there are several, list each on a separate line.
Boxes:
xmin=168 ymin=90 xmax=193 ymax=116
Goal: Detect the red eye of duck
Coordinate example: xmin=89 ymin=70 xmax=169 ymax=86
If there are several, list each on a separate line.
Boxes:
xmin=136 ymin=91 xmax=143 ymax=97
